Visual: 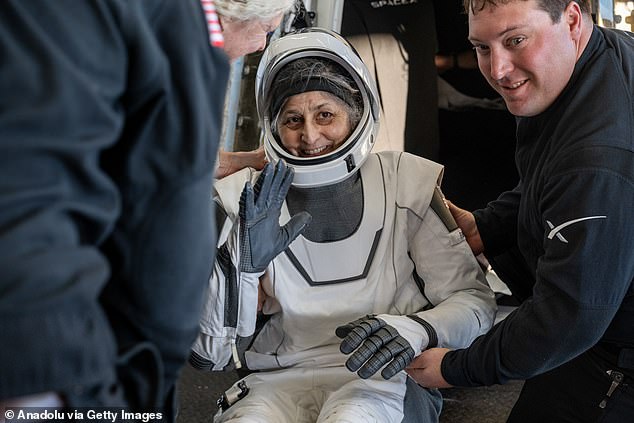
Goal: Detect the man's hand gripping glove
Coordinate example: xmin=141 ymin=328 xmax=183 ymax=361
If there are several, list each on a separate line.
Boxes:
xmin=336 ymin=314 xmax=431 ymax=379
xmin=239 ymin=160 xmax=312 ymax=273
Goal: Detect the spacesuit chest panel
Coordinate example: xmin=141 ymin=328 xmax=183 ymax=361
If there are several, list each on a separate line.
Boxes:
xmin=281 ymin=155 xmax=386 ymax=285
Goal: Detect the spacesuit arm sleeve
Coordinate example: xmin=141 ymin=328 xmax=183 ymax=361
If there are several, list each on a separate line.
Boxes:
xmin=408 ymin=188 xmax=497 ymax=350
xmin=191 ymin=195 xmax=262 ymax=371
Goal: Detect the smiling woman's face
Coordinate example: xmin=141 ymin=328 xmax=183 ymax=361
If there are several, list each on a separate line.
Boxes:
xmin=276 ymin=91 xmax=352 ymax=158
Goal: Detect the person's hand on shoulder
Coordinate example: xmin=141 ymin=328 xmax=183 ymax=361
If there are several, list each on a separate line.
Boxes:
xmin=446 ymin=200 xmax=484 ymax=255
xmin=216 ymin=146 xmax=268 ymax=179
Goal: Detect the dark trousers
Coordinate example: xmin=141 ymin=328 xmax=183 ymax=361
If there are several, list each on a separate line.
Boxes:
xmin=508 ymin=345 xmax=634 ymax=422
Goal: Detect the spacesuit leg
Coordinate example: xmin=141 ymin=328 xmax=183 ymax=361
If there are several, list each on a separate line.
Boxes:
xmin=316 ymin=372 xmax=408 ymax=423
xmin=213 ymin=369 xmax=324 ymax=423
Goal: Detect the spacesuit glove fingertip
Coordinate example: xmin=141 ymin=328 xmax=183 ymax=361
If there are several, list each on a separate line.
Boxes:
xmin=335 ymin=326 xmax=346 ymax=338
xmin=275 ymin=158 xmax=286 ymax=173
xmin=339 ymin=340 xmax=354 ymax=355
xmin=357 ymin=367 xmax=376 ymax=380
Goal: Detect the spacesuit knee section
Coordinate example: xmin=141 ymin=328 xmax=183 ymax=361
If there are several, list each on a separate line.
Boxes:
xmin=214 ymin=374 xmax=305 ymax=423
xmin=317 ymin=399 xmax=400 ymax=423
xmin=320 ymin=373 xmax=407 ymax=422
xmin=215 ymin=415 xmax=267 ymax=423
xmin=214 ymin=399 xmax=286 ymax=423
xmin=316 ymin=382 xmax=404 ymax=423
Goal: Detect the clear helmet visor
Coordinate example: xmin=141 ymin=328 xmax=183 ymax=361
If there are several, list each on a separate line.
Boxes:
xmin=256 ymin=28 xmax=380 ymax=188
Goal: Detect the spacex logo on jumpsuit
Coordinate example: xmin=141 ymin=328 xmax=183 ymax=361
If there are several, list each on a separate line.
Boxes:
xmin=546 ymin=216 xmax=607 ymax=243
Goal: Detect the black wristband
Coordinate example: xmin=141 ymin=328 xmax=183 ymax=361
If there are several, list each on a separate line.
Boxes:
xmin=407 ymin=315 xmax=439 ymax=349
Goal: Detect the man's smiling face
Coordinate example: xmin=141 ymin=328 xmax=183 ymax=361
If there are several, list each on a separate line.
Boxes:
xmin=468 ymin=0 xmax=580 ymax=116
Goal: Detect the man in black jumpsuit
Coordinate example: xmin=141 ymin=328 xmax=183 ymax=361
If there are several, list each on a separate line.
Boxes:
xmin=408 ymin=1 xmax=634 ymax=422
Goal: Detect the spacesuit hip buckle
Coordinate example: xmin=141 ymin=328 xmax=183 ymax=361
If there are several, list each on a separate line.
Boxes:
xmin=216 ymin=380 xmax=250 ymax=412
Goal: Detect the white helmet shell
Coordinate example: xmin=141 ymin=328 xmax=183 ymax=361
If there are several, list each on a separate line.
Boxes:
xmin=255 ymin=28 xmax=380 ymax=188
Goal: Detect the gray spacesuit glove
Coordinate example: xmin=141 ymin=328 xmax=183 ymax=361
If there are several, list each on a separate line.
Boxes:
xmin=238 ymin=160 xmax=312 ymax=273
xmin=336 ymin=314 xmax=430 ymax=380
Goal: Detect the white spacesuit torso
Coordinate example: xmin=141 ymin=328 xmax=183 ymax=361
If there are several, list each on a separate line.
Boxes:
xmin=199 ymin=151 xmax=494 ymax=373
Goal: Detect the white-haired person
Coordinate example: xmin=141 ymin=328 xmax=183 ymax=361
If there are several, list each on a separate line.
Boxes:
xmin=212 ymin=0 xmax=296 ymax=179
xmin=214 ymin=0 xmax=295 ymax=62
xmin=191 ymin=28 xmax=496 ymax=422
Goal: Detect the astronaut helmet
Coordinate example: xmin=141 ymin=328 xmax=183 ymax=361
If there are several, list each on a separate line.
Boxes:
xmin=255 ymin=28 xmax=380 ymax=188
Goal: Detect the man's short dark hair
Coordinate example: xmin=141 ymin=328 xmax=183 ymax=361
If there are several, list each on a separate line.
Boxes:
xmin=463 ymin=0 xmax=591 ymax=23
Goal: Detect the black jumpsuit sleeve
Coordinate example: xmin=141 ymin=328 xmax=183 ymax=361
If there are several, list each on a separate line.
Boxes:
xmin=0 ymin=0 xmax=229 ymax=405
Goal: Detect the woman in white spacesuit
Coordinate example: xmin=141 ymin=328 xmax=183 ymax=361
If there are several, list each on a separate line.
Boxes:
xmin=191 ymin=28 xmax=497 ymax=422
